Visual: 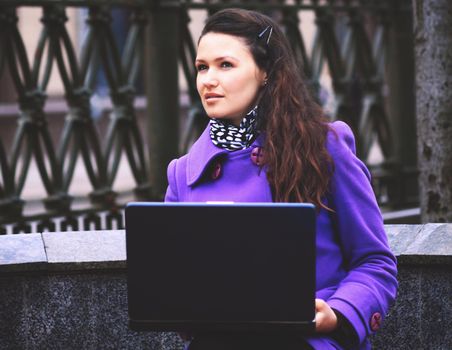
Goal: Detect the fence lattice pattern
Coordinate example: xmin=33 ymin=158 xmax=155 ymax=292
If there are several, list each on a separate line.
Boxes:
xmin=0 ymin=0 xmax=415 ymax=234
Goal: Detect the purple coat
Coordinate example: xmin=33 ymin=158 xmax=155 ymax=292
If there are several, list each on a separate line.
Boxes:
xmin=165 ymin=121 xmax=398 ymax=349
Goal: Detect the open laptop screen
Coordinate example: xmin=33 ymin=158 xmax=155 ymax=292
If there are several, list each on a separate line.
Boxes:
xmin=126 ymin=202 xmax=316 ymax=333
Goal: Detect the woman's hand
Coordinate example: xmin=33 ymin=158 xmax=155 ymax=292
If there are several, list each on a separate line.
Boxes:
xmin=315 ymin=298 xmax=338 ymax=333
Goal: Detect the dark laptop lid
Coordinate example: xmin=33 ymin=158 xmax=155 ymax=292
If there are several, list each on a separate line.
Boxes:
xmin=125 ymin=202 xmax=316 ymax=333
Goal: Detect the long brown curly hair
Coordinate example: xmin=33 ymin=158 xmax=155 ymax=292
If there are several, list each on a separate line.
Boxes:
xmin=200 ymin=8 xmax=333 ymax=210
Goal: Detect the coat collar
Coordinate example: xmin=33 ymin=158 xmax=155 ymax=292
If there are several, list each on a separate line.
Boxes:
xmin=186 ymin=126 xmax=227 ymax=186
xmin=186 ymin=124 xmax=264 ymax=186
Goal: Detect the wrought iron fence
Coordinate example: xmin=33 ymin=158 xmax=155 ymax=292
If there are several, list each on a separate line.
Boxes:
xmin=0 ymin=1 xmax=151 ymax=233
xmin=178 ymin=0 xmax=418 ymax=210
xmin=0 ymin=0 xmax=417 ymax=234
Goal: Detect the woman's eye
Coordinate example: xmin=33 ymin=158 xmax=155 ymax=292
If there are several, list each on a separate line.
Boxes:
xmin=196 ymin=64 xmax=208 ymax=72
xmin=220 ymin=61 xmax=233 ymax=69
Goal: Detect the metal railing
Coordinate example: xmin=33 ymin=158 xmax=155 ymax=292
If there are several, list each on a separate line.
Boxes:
xmin=0 ymin=2 xmax=151 ymax=233
xmin=0 ymin=0 xmax=417 ymax=234
xmin=178 ymin=0 xmax=417 ymax=209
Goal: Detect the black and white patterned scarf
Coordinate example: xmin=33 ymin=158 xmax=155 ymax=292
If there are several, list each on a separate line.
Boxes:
xmin=209 ymin=106 xmax=259 ymax=151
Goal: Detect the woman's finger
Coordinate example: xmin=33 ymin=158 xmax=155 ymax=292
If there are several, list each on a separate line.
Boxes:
xmin=315 ymin=299 xmax=338 ymax=333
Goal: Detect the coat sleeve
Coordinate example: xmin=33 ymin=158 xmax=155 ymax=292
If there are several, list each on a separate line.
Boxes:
xmin=325 ymin=121 xmax=398 ymax=345
xmin=164 ymin=159 xmax=179 ymax=202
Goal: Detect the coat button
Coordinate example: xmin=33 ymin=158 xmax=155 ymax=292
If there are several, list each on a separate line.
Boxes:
xmin=211 ymin=162 xmax=222 ymax=180
xmin=251 ymin=147 xmax=264 ymax=166
xmin=370 ymin=312 xmax=382 ymax=332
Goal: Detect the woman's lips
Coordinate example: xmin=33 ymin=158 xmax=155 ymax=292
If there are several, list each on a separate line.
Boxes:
xmin=204 ymin=93 xmax=223 ymax=101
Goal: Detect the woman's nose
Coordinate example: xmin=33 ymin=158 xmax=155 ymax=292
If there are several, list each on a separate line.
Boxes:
xmin=201 ymin=70 xmax=219 ymax=87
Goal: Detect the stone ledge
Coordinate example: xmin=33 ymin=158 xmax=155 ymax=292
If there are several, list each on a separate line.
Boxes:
xmin=385 ymin=224 xmax=452 ymax=264
xmin=0 ymin=225 xmax=450 ymax=350
xmin=0 ymin=230 xmax=126 ymax=273
xmin=0 ymin=233 xmax=47 ymax=264
xmin=43 ymin=230 xmax=126 ymax=263
xmin=0 ymin=224 xmax=451 ymax=274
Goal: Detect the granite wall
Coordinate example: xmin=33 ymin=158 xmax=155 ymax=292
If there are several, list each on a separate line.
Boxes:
xmin=0 ymin=225 xmax=451 ymax=349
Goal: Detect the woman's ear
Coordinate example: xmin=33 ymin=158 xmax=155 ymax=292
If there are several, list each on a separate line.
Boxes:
xmin=262 ymin=73 xmax=268 ymax=86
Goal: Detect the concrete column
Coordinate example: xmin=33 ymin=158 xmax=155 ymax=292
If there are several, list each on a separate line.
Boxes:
xmin=145 ymin=3 xmax=180 ymax=199
xmin=413 ymin=0 xmax=452 ymax=222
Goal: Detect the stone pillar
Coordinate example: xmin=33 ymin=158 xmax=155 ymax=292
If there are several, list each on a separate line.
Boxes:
xmin=413 ymin=0 xmax=452 ymax=222
xmin=145 ymin=2 xmax=180 ymax=199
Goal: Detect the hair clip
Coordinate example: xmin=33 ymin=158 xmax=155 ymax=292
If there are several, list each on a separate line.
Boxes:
xmin=258 ymin=25 xmax=273 ymax=45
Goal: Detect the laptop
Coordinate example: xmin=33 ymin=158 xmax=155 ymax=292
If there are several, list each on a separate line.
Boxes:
xmin=125 ymin=202 xmax=316 ymax=333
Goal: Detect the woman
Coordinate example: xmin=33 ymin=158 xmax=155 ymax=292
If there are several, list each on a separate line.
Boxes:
xmin=165 ymin=8 xmax=397 ymax=350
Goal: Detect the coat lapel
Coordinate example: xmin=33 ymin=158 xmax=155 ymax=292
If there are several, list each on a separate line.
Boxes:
xmin=186 ymin=124 xmax=265 ymax=186
xmin=186 ymin=125 xmax=227 ymax=186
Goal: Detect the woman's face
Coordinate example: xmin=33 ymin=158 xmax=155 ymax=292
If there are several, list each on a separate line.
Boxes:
xmin=196 ymin=32 xmax=267 ymax=126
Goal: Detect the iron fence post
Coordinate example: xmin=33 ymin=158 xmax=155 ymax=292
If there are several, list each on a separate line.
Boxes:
xmin=386 ymin=1 xmax=417 ymax=208
xmin=145 ymin=2 xmax=180 ymax=199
